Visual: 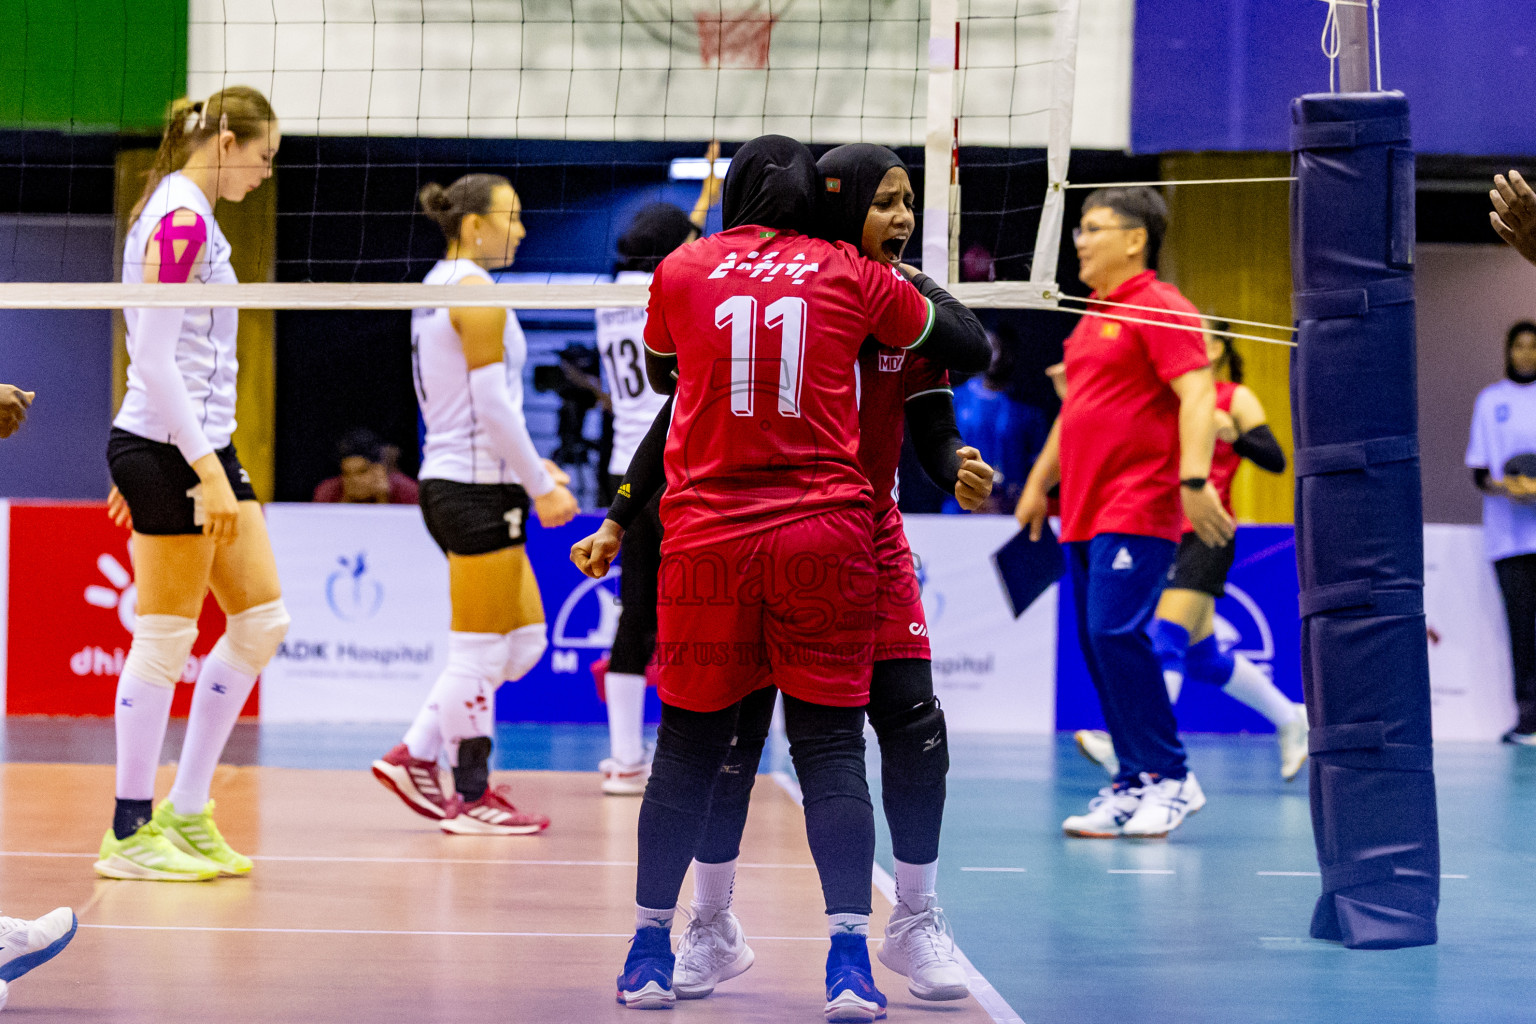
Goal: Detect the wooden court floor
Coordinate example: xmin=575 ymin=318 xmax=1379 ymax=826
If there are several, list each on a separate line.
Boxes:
xmin=0 ymin=763 xmax=1002 ymax=1023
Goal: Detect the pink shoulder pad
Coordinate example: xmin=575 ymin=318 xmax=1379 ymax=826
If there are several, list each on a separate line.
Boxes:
xmin=150 ymin=210 xmax=209 ymax=283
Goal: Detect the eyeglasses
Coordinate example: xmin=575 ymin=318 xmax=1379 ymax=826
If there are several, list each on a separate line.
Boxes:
xmin=1071 ymin=224 xmax=1136 ymax=243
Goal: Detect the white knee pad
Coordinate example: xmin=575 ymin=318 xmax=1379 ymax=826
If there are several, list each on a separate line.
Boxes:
xmin=210 ymin=598 xmax=292 ymax=676
xmin=446 ymin=631 xmax=512 ymax=682
xmin=503 ymin=623 xmax=548 ymax=682
xmin=123 ymin=614 xmax=200 ymax=688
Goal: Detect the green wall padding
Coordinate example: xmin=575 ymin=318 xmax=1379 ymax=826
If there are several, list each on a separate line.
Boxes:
xmin=0 ymin=0 xmax=187 ymax=131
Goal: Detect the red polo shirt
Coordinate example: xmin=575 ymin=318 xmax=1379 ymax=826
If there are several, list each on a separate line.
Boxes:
xmin=1058 ymin=270 xmax=1208 ymax=544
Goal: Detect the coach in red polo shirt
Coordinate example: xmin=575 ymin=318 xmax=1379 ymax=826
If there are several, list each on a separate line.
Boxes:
xmin=1017 ymin=186 xmax=1234 ymax=839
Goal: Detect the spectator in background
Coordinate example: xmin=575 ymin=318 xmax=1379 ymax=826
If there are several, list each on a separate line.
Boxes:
xmin=943 ymin=326 xmax=1050 ymax=514
xmin=1467 ymin=320 xmax=1536 ymax=745
xmin=312 ymin=428 xmax=419 ymax=504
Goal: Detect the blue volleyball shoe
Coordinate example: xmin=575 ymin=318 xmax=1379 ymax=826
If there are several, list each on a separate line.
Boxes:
xmin=616 ymin=926 xmax=676 ymax=1009
xmin=824 ymin=932 xmax=887 ymax=1022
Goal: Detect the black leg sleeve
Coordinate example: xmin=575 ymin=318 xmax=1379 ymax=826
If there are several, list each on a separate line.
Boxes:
xmin=635 ymin=700 xmax=740 ymax=910
xmin=783 ymin=695 xmax=875 ymax=917
xmin=609 ymin=493 xmax=663 ymax=675
xmin=694 ymin=685 xmax=778 ymax=864
xmin=1495 ymin=554 xmax=1536 ymax=734
xmin=867 ymin=658 xmax=947 ymax=865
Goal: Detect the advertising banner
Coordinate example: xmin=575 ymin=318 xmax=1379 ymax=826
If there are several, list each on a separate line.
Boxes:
xmin=4 ymin=501 xmax=233 ymax=717
xmin=1423 ymin=524 xmax=1520 ymax=741
xmin=902 ymin=515 xmax=1057 ymax=734
xmin=1055 ymin=525 xmax=1302 ymax=734
xmin=260 ymin=505 xmax=629 ymax=725
xmin=260 ymin=504 xmax=451 ymax=723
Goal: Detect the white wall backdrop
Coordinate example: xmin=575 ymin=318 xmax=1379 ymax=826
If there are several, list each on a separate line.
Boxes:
xmin=188 ymin=0 xmax=1132 ymax=148
xmin=1423 ymin=524 xmax=1520 ymax=742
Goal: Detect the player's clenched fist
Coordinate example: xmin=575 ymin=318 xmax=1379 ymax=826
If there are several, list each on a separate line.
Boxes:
xmin=953 ymin=446 xmax=994 ymax=511
xmin=572 ymin=519 xmax=623 ymax=579
xmin=0 ymin=384 xmax=35 ymax=439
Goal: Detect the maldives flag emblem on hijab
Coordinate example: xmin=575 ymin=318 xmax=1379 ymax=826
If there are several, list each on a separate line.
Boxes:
xmin=825 ymin=178 xmax=841 ymax=193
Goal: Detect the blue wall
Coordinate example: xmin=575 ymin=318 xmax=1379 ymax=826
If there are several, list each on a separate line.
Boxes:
xmin=0 ymin=215 xmax=114 ymax=498
xmin=1133 ymin=0 xmax=1536 ymax=156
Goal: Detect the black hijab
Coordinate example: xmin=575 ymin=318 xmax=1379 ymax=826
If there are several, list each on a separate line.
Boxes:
xmin=721 ymin=135 xmax=818 ymax=232
xmin=814 ymin=143 xmax=907 ymax=250
xmin=616 ymin=203 xmax=698 ymax=272
xmin=1507 ymin=320 xmax=1536 ymax=384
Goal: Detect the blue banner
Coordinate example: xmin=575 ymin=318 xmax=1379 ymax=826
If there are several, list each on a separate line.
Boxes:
xmin=495 ymin=512 xmax=663 ymax=725
xmin=1055 ymin=525 xmax=1301 ymax=733
xmin=1133 ymin=0 xmax=1536 ymax=156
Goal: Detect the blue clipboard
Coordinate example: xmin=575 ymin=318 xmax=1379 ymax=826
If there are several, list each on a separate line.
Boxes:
xmin=990 ymin=524 xmax=1065 ymax=618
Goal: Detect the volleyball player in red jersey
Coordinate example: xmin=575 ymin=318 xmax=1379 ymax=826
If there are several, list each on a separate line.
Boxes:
xmin=603 ymin=135 xmax=983 ymax=1020
xmin=1073 ymin=323 xmax=1305 ymax=780
xmin=580 ymin=142 xmax=991 ymax=1013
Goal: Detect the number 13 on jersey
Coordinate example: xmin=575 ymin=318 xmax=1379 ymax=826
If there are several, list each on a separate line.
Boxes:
xmin=716 ymin=295 xmax=807 ymax=419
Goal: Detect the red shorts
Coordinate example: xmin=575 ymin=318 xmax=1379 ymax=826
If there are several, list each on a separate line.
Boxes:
xmin=870 ymin=505 xmax=930 ymax=662
xmin=656 ymin=507 xmax=878 ymax=712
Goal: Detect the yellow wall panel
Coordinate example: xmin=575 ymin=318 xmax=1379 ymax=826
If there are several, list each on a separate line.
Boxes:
xmin=1160 ymin=152 xmax=1294 ymax=524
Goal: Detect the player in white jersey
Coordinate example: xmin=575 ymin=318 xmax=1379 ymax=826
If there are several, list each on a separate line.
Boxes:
xmin=593 ymin=148 xmax=722 ymax=795
xmin=97 ymin=87 xmax=291 ymax=883
xmin=372 ymin=173 xmax=580 ymax=835
xmin=0 ymin=383 xmax=82 ymax=1004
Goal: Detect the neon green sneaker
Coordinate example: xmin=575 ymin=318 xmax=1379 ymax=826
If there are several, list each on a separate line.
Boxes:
xmin=152 ymin=799 xmax=252 ymax=877
xmin=94 ymin=823 xmax=219 ymax=882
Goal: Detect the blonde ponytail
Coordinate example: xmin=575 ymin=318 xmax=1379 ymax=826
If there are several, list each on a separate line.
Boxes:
xmin=131 ymin=87 xmax=275 ymax=219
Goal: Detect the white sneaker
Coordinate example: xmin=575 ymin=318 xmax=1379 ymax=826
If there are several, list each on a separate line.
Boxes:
xmin=1062 ymin=786 xmax=1144 ymax=838
xmin=0 ymin=907 xmax=78 ymax=983
xmin=1122 ymin=772 xmax=1206 ymax=838
xmin=877 ymin=903 xmax=969 ymax=1001
xmin=1074 ymin=729 xmax=1119 ymax=778
xmin=673 ymin=909 xmax=754 ymax=998
xmin=1278 ymin=705 xmax=1310 ymax=781
xmin=600 ymin=757 xmax=652 ymax=796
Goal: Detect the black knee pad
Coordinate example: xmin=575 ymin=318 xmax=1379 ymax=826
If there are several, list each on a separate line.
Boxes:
xmin=872 ymin=697 xmax=949 ymax=788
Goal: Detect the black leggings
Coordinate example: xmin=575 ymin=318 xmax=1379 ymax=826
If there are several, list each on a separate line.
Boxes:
xmin=637 ymin=691 xmax=874 ymax=917
xmin=1495 ymin=553 xmax=1536 ymax=733
xmin=694 ymin=659 xmax=948 ymax=872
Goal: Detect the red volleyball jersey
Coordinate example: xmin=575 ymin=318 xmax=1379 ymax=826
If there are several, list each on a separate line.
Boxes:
xmin=1058 ymin=270 xmax=1209 ymax=544
xmin=644 ymin=225 xmax=935 ymax=549
xmin=1180 ymin=379 xmax=1241 ymax=532
xmin=857 ymin=345 xmax=951 ymax=515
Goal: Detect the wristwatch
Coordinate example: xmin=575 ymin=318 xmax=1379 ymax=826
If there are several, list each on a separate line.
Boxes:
xmin=1180 ymin=477 xmax=1207 ymax=490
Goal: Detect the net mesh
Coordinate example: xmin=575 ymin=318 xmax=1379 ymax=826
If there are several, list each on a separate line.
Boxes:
xmin=1 ymin=0 xmax=1083 ymax=305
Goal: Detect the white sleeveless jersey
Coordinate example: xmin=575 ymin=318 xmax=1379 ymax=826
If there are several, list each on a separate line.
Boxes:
xmin=595 ymin=271 xmax=669 ymax=474
xmin=414 ymin=259 xmax=537 ymax=485
xmin=115 ymin=172 xmax=239 ymax=450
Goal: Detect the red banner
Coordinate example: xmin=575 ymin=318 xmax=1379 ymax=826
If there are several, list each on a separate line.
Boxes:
xmin=6 ymin=502 xmax=252 ymax=717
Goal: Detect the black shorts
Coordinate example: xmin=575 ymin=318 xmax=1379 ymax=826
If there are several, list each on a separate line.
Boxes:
xmin=1167 ymin=531 xmax=1238 ymax=597
xmin=107 ymin=427 xmax=258 ymax=536
xmin=419 ymin=478 xmax=531 ymax=556
xmin=610 ymin=491 xmax=663 ymax=675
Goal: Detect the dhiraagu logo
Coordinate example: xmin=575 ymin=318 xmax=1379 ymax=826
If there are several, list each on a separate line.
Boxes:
xmin=326 ymin=552 xmax=384 ymax=622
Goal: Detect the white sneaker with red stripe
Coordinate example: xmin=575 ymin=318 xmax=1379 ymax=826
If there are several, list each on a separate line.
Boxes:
xmin=371 ymin=744 xmax=451 ymax=819
xmin=600 ymin=757 xmax=651 ymax=796
xmin=440 ymin=785 xmax=550 ymax=835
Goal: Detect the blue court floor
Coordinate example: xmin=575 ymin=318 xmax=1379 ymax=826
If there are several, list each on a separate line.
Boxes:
xmin=7 ymin=719 xmax=1531 ymax=1024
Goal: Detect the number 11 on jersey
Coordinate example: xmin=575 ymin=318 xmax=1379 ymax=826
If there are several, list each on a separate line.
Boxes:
xmin=716 ymin=295 xmax=808 ymax=419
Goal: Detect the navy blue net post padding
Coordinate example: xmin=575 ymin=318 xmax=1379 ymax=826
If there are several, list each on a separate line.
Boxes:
xmin=1289 ymin=91 xmax=1439 ymax=950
